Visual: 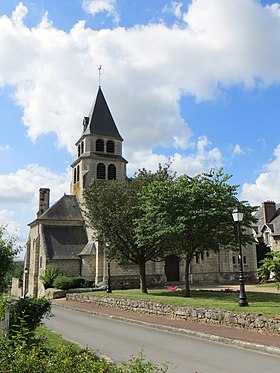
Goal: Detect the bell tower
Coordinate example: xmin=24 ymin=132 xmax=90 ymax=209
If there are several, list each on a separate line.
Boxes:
xmin=70 ymin=87 xmax=127 ymax=204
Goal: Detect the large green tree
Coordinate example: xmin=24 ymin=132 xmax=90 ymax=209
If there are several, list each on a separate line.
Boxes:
xmin=0 ymin=226 xmax=20 ymax=293
xmin=135 ymin=169 xmax=257 ymax=297
xmin=83 ymin=166 xmax=173 ymax=293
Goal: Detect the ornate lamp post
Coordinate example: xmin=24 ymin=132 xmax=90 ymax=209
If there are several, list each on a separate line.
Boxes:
xmin=232 ymin=207 xmax=248 ymax=307
xmin=107 ymin=259 xmax=112 ymax=293
xmin=105 ymin=243 xmax=112 ymax=294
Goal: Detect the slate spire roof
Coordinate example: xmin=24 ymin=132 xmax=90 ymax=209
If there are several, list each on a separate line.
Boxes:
xmin=82 ymin=87 xmax=123 ymax=141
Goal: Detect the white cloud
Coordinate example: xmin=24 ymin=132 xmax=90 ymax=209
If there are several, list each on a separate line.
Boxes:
xmin=0 ymin=164 xmax=70 ymax=208
xmin=127 ymin=136 xmax=222 ymax=177
xmin=0 ymin=145 xmax=11 ymax=151
xmin=0 ymin=0 xmax=279 ymax=159
xmin=233 ymin=144 xmax=245 ymax=155
xmin=163 ymin=2 xmax=184 ymax=19
xmin=82 ymin=0 xmax=120 ymax=24
xmin=241 ymin=144 xmax=280 ymax=206
xmin=1 ymin=0 xmax=280 ymax=217
xmin=0 ymin=164 xmax=71 ymax=252
xmin=0 ymin=209 xmax=21 ymax=236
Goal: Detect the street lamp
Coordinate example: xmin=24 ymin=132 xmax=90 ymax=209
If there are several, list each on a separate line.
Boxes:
xmin=105 ymin=243 xmax=112 ymax=294
xmin=232 ymin=206 xmax=248 ymax=307
xmin=107 ymin=259 xmax=112 ymax=293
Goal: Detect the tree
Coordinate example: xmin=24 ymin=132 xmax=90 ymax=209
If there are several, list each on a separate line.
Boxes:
xmin=136 ymin=168 xmax=257 ymax=297
xmin=258 ymin=251 xmax=280 ymax=289
xmin=0 ymin=226 xmax=20 ymax=293
xmin=83 ymin=165 xmax=173 ymax=293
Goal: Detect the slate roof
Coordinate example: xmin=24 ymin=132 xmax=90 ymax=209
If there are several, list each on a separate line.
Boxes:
xmin=83 ymin=87 xmax=123 ymax=141
xmin=38 ymin=195 xmax=84 ymax=221
xmin=43 ymin=225 xmax=88 ymax=260
xmin=78 ymin=241 xmax=97 ymax=256
xmin=254 ymin=204 xmax=280 ymax=238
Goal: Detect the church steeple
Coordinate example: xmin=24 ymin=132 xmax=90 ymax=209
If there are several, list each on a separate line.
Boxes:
xmin=83 ymin=87 xmax=123 ymax=140
xmin=70 ymin=87 xmax=127 ymax=204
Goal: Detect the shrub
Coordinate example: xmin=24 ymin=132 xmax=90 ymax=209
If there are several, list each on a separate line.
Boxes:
xmin=53 ymin=275 xmax=85 ymax=290
xmin=40 ymin=267 xmax=62 ymax=289
xmin=0 ymin=296 xmax=7 ymax=321
xmin=258 ymin=251 xmax=280 ymax=289
xmin=9 ymin=297 xmax=52 ymax=339
xmin=0 ymin=337 xmax=167 ymax=373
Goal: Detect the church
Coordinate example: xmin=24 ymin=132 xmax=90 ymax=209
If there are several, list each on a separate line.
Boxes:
xmin=23 ymin=86 xmax=258 ymax=297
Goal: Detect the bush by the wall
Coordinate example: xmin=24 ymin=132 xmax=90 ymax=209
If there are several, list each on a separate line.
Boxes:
xmin=53 ymin=275 xmax=85 ymax=290
xmin=40 ymin=267 xmax=62 ymax=289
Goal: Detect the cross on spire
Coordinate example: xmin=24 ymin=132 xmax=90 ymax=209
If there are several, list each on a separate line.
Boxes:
xmin=98 ymin=65 xmax=102 ymax=87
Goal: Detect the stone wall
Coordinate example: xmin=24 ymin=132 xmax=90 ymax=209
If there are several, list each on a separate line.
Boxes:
xmin=11 ymin=278 xmax=23 ymax=298
xmin=66 ymin=293 xmax=280 ymax=335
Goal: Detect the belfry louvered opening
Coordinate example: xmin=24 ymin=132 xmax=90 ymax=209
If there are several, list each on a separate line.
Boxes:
xmin=106 ymin=140 xmax=115 ymax=153
xmin=96 ymin=139 xmax=104 ymax=152
xmin=97 ymin=163 xmax=106 ymax=179
xmin=108 ymin=164 xmax=116 ymax=180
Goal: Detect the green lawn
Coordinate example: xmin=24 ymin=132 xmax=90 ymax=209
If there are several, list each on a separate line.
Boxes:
xmin=84 ymin=288 xmax=280 ymax=317
xmin=36 ymin=325 xmax=81 ymax=350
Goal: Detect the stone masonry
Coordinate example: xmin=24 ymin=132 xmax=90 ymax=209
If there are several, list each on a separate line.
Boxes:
xmin=66 ymin=293 xmax=280 ymax=335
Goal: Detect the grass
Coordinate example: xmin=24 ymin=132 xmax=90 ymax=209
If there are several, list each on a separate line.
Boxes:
xmin=36 ymin=325 xmax=81 ymax=350
xmin=83 ymin=288 xmax=280 ymax=318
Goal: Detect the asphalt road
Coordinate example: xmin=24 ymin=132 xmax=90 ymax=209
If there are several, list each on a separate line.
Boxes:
xmin=44 ymin=305 xmax=280 ymax=373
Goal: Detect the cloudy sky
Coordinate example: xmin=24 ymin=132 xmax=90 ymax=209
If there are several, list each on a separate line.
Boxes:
xmin=0 ymin=0 xmax=280 ymax=253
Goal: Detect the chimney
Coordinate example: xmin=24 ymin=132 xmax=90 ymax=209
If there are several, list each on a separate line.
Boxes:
xmin=262 ymin=201 xmax=276 ymax=224
xmin=37 ymin=188 xmax=50 ymax=217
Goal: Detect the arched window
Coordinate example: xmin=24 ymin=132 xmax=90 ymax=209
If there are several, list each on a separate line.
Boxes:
xmin=106 ymin=140 xmax=115 ymax=154
xmin=97 ymin=163 xmax=106 ymax=179
xmin=77 ymin=165 xmax=80 ymax=182
xmin=81 ymin=141 xmax=84 ymax=154
xmin=74 ymin=168 xmax=77 ymax=184
xmin=108 ymin=164 xmax=116 ymax=180
xmin=78 ymin=144 xmax=81 ymax=157
xmin=96 ymin=139 xmax=104 ymax=152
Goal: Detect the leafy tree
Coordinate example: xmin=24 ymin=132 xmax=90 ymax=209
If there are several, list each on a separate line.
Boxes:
xmin=135 ymin=168 xmax=257 ymax=297
xmin=258 ymin=251 xmax=280 ymax=289
xmin=83 ymin=165 xmax=173 ymax=293
xmin=0 ymin=226 xmax=21 ymax=293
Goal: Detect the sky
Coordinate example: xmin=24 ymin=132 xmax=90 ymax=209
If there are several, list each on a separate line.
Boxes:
xmin=0 ymin=0 xmax=280 ymax=255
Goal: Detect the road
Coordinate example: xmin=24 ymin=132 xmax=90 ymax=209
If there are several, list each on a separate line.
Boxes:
xmin=44 ymin=305 xmax=280 ymax=373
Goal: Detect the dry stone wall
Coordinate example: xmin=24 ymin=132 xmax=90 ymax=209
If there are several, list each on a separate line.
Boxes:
xmin=66 ymin=293 xmax=280 ymax=335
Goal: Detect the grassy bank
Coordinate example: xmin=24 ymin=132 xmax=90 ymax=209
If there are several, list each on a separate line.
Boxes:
xmin=0 ymin=325 xmax=168 ymax=372
xmin=83 ymin=288 xmax=280 ymax=317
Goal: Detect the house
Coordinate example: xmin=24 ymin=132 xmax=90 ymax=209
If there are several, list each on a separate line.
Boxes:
xmin=23 ymin=86 xmax=258 ymax=297
xmin=253 ymin=201 xmax=280 ymax=266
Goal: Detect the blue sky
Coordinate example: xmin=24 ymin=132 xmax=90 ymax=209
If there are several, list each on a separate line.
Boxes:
xmin=0 ymin=0 xmax=280 ymax=254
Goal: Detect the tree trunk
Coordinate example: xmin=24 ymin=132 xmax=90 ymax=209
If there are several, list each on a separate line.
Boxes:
xmin=139 ymin=261 xmax=148 ymax=293
xmin=184 ymin=255 xmax=191 ymax=297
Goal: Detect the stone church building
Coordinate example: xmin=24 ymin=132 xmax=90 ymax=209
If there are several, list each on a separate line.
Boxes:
xmin=23 ymin=87 xmax=258 ymax=297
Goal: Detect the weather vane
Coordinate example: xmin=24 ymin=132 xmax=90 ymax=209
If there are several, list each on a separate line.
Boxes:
xmin=98 ymin=65 xmax=102 ymax=87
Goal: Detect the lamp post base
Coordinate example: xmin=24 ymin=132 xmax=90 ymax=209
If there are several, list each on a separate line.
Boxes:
xmin=239 ymin=278 xmax=248 ymax=307
xmin=239 ymin=297 xmax=248 ymax=307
